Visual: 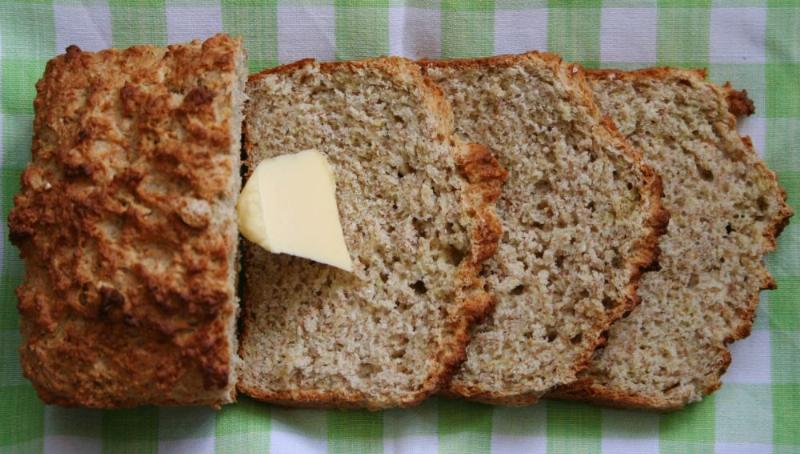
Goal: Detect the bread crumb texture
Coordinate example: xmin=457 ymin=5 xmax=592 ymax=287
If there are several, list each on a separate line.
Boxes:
xmin=422 ymin=54 xmax=667 ymax=405
xmin=7 ymin=34 xmax=247 ymax=408
xmin=238 ymin=58 xmax=504 ymax=410
xmin=551 ymin=69 xmax=792 ymax=409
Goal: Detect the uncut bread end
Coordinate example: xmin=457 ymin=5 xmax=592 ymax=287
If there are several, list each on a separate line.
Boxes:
xmin=421 ymin=53 xmax=668 ymax=405
xmin=549 ymin=68 xmax=792 ymax=410
xmin=8 ymin=34 xmax=247 ymax=408
xmin=237 ymin=57 xmax=505 ymax=410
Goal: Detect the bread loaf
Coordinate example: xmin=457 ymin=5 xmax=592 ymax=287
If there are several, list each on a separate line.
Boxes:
xmin=8 ymin=34 xmax=247 ymax=408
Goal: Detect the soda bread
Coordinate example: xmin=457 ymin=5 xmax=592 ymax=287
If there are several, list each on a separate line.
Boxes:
xmin=421 ymin=54 xmax=668 ymax=405
xmin=238 ymin=58 xmax=505 ymax=409
xmin=8 ymin=34 xmax=247 ymax=407
xmin=550 ymin=68 xmax=793 ymax=409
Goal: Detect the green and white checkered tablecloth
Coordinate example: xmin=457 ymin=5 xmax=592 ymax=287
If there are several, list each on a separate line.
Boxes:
xmin=1 ymin=1 xmax=798 ymax=453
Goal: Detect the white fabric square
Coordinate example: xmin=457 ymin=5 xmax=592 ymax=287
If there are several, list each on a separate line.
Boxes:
xmin=725 ymin=329 xmax=771 ymax=384
xmin=165 ymin=5 xmax=223 ymax=44
xmin=494 ymin=9 xmax=548 ymax=55
xmin=602 ymin=409 xmax=660 ymax=453
xmin=715 ymin=442 xmax=773 ymax=454
xmin=270 ymin=408 xmax=327 ymax=454
xmin=600 ymin=8 xmax=657 ymax=64
xmin=53 ymin=3 xmax=112 ymax=52
xmin=384 ymin=400 xmax=437 ymax=454
xmin=710 ymin=8 xmax=766 ymax=64
xmin=389 ymin=7 xmax=441 ymax=60
xmin=278 ymin=6 xmax=335 ymax=64
xmin=44 ymin=436 xmax=101 ymax=454
xmin=159 ymin=437 xmax=215 ymax=454
xmin=738 ymin=116 xmax=766 ymax=158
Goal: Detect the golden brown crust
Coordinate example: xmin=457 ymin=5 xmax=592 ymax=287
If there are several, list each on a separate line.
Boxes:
xmin=549 ymin=67 xmax=793 ymax=410
xmin=8 ymin=34 xmax=245 ymax=408
xmin=238 ymin=58 xmax=506 ymax=410
xmin=419 ymin=54 xmax=668 ymax=406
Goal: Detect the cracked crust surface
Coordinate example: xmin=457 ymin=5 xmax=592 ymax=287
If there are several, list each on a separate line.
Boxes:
xmin=550 ymin=67 xmax=792 ymax=410
xmin=238 ymin=57 xmax=505 ymax=409
xmin=8 ymin=34 xmax=246 ymax=408
xmin=421 ymin=53 xmax=667 ymax=405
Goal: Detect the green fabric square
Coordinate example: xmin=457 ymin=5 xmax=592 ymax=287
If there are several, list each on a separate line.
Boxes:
xmin=714 ymin=384 xmax=772 ymax=443
xmin=772 ymin=330 xmax=800 ymax=384
xmin=0 ymin=255 xmax=22 ymax=332
xmin=214 ymin=397 xmax=270 ymax=451
xmin=438 ymin=399 xmax=492 ymax=454
xmin=102 ymin=407 xmax=159 ymax=454
xmin=768 ymin=277 xmax=800 ymax=331
xmin=441 ymin=8 xmax=494 ymax=58
xmin=767 ymin=119 xmax=800 ymax=171
xmin=328 ymin=409 xmax=383 ymax=454
xmin=546 ymin=401 xmax=601 ymax=454
xmin=660 ymin=399 xmax=718 ymax=452
xmin=2 ymin=115 xmax=33 ymax=169
xmin=766 ymin=64 xmax=800 ymax=118
xmin=657 ymin=6 xmax=710 ymax=66
xmin=0 ymin=2 xmax=55 ymax=59
xmin=335 ymin=1 xmax=389 ymax=60
xmin=774 ymin=171 xmax=800 ymax=220
xmin=46 ymin=407 xmax=103 ymax=438
xmin=0 ymin=385 xmax=44 ymax=448
xmin=767 ymin=223 xmax=800 ymax=278
xmin=222 ymin=0 xmax=278 ymax=72
xmin=766 ymin=6 xmax=800 ymax=62
xmin=547 ymin=3 xmax=601 ymax=67
xmin=2 ymin=59 xmax=48 ymax=115
xmin=0 ymin=330 xmax=24 ymax=386
xmin=773 ymin=384 xmax=800 ymax=447
xmin=660 ymin=397 xmax=715 ymax=449
xmin=110 ymin=1 xmax=167 ymax=47
xmin=1 ymin=167 xmax=23 ymax=332
xmin=708 ymin=64 xmax=766 ymax=115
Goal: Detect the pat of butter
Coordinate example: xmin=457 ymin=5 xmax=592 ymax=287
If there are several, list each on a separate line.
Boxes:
xmin=237 ymin=149 xmax=353 ymax=272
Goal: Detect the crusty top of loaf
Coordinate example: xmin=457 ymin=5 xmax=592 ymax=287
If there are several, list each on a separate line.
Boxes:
xmin=421 ymin=53 xmax=667 ymax=405
xmin=239 ymin=57 xmax=505 ymax=409
xmin=550 ymin=68 xmax=792 ymax=410
xmin=7 ymin=34 xmax=246 ymax=408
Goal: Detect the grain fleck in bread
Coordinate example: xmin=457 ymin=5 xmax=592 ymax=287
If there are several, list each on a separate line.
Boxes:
xmin=549 ymin=68 xmax=792 ymax=410
xmin=7 ymin=34 xmax=247 ymax=408
xmin=420 ymin=54 xmax=668 ymax=405
xmin=238 ymin=57 xmax=505 ymax=409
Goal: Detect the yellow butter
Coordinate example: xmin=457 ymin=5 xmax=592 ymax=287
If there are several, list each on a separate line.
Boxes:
xmin=237 ymin=149 xmax=353 ymax=272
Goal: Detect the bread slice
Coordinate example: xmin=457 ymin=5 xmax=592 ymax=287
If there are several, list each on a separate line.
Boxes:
xmin=237 ymin=58 xmax=505 ymax=409
xmin=8 ymin=34 xmax=247 ymax=408
xmin=420 ymin=54 xmax=668 ymax=405
xmin=550 ymin=68 xmax=792 ymax=409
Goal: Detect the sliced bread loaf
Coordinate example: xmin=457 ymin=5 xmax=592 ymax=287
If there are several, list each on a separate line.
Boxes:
xmin=238 ymin=58 xmax=505 ymax=409
xmin=420 ymin=54 xmax=668 ymax=405
xmin=8 ymin=34 xmax=247 ymax=408
xmin=550 ymin=69 xmax=792 ymax=409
